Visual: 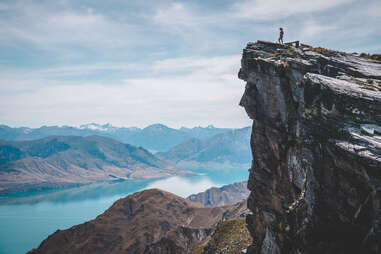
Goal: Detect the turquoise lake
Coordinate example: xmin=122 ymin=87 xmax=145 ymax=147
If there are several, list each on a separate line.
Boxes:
xmin=0 ymin=168 xmax=249 ymax=254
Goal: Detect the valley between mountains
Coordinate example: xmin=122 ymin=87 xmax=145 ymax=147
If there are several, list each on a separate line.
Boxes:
xmin=0 ymin=125 xmax=251 ymax=194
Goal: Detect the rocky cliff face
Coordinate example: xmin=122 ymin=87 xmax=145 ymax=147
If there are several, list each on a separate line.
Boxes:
xmin=238 ymin=40 xmax=381 ymax=253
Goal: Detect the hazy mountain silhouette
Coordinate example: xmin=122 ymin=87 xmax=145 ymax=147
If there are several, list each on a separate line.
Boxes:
xmin=157 ymin=127 xmax=252 ymax=169
xmin=0 ymin=124 xmax=235 ymax=152
xmin=0 ymin=135 xmax=186 ymax=193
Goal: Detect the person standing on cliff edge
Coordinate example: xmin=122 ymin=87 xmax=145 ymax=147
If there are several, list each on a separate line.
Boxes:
xmin=278 ymin=27 xmax=284 ymax=44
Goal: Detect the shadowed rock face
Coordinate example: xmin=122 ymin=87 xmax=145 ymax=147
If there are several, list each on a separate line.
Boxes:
xmin=238 ymin=40 xmax=381 ymax=254
xmin=28 ymin=189 xmax=247 ymax=254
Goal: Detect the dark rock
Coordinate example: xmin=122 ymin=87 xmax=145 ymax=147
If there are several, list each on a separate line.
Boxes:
xmin=238 ymin=40 xmax=381 ymax=253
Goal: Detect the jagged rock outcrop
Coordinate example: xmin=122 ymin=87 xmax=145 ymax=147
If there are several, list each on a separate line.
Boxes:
xmin=239 ymin=40 xmax=381 ymax=253
xmin=187 ymin=181 xmax=250 ymax=206
xmin=28 ymin=189 xmax=247 ymax=254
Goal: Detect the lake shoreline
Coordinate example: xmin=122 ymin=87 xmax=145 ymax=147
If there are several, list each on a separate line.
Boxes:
xmin=0 ymin=167 xmax=249 ymax=254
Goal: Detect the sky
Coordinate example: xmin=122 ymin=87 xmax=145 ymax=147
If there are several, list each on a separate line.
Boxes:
xmin=0 ymin=0 xmax=380 ymax=129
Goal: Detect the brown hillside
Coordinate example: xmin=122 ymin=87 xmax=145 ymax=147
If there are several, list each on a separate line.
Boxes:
xmin=28 ymin=188 xmax=245 ymax=254
xmin=0 ymin=136 xmax=187 ymax=193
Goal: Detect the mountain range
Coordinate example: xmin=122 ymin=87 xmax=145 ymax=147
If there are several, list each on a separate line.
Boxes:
xmin=0 ymin=135 xmax=186 ymax=194
xmin=0 ymin=123 xmax=234 ymax=152
xmin=157 ymin=127 xmax=252 ymax=169
xmin=0 ymin=124 xmax=252 ymax=193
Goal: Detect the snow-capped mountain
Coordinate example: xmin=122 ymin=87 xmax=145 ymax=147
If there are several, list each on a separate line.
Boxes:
xmin=0 ymin=124 xmax=241 ymax=152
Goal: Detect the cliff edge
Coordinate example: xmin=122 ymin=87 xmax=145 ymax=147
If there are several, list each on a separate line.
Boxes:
xmin=239 ymin=40 xmax=381 ymax=253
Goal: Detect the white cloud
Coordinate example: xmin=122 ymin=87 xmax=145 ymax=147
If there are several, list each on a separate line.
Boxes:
xmin=0 ymin=0 xmax=380 ymax=128
xmin=299 ymin=20 xmax=337 ymax=39
xmin=146 ymin=176 xmax=218 ymax=197
xmin=152 ymin=2 xmax=221 ymax=29
xmin=231 ymin=0 xmax=354 ymax=20
xmin=294 ymin=0 xmax=381 ymax=51
xmin=151 ymin=55 xmax=239 ymax=75
xmin=0 ymin=55 xmax=250 ymax=128
xmin=0 ymin=3 xmax=9 ymax=10
xmin=149 ymin=2 xmax=243 ymax=54
xmin=153 ymin=3 xmax=197 ymax=27
xmin=49 ymin=13 xmax=101 ymax=27
xmin=30 ymin=62 xmax=143 ymax=79
xmin=0 ymin=2 xmax=142 ymax=55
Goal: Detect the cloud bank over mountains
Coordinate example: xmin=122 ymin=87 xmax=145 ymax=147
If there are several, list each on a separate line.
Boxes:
xmin=0 ymin=0 xmax=380 ymax=128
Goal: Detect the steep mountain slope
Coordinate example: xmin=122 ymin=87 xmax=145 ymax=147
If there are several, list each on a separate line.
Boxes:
xmin=28 ymin=189 xmax=247 ymax=254
xmin=0 ymin=136 xmax=185 ymax=193
xmin=187 ymin=181 xmax=249 ymax=207
xmin=157 ymin=127 xmax=251 ymax=168
xmin=0 ymin=124 xmax=233 ymax=152
xmin=239 ymin=40 xmax=381 ymax=253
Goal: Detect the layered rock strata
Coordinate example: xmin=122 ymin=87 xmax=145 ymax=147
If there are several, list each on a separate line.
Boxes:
xmin=238 ymin=40 xmax=381 ymax=253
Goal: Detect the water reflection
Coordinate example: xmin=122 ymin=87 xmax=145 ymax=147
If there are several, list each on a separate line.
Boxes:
xmin=0 ymin=168 xmax=248 ymax=206
xmin=0 ymin=178 xmax=159 ymax=206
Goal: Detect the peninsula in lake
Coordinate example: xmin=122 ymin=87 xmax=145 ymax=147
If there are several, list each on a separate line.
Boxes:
xmin=0 ymin=135 xmax=187 ymax=194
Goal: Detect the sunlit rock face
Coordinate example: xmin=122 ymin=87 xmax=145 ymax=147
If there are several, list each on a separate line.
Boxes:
xmin=239 ymin=40 xmax=381 ymax=254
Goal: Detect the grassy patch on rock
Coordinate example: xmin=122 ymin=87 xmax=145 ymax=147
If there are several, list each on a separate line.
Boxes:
xmin=194 ymin=218 xmax=252 ymax=254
